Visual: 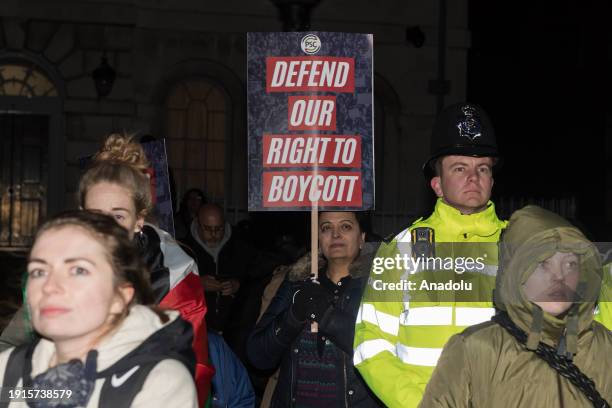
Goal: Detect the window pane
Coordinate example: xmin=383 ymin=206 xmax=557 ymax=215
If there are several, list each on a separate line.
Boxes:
xmin=166 ymin=110 xmax=186 ymax=139
xmin=187 ymin=101 xmax=207 ymax=140
xmin=208 ymin=111 xmax=226 ymax=141
xmin=0 ymin=64 xmax=57 ymax=97
xmin=185 ymin=170 xmax=207 ymax=193
xmin=206 ymin=171 xmax=224 ymax=201
xmin=206 ymin=141 xmax=224 ymax=171
xmin=165 ymin=79 xmax=228 ymax=201
xmin=185 ymin=141 xmax=206 ymax=170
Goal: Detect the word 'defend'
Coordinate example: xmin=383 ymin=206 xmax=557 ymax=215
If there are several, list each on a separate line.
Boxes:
xmin=263 ymin=171 xmax=362 ymax=207
xmin=266 ymin=56 xmax=355 ymax=93
xmin=263 ymin=135 xmax=361 ymax=168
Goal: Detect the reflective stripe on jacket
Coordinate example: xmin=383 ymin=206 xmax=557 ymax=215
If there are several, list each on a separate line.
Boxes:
xmin=594 ymin=263 xmax=612 ymax=330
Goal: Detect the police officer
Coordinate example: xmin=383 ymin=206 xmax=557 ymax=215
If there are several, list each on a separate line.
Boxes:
xmin=353 ymin=103 xmax=507 ymax=408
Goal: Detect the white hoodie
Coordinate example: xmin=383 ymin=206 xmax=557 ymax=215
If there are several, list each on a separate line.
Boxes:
xmin=0 ymin=306 xmax=198 ymax=407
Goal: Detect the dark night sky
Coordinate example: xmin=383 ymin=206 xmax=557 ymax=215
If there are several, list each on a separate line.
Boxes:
xmin=468 ymin=0 xmax=610 ymax=238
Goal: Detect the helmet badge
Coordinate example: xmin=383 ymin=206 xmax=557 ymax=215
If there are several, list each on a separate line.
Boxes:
xmin=456 ymin=105 xmax=482 ymax=141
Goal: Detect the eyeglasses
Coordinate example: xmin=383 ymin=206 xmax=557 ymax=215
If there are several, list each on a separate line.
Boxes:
xmin=201 ymin=225 xmax=224 ymax=234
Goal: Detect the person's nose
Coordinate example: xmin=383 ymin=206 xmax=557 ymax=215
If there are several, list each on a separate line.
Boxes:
xmin=549 ymin=264 xmax=565 ymax=282
xmin=466 ymin=167 xmax=479 ymax=182
xmin=332 ymin=227 xmax=341 ymax=238
xmin=41 ymin=271 xmax=64 ymax=295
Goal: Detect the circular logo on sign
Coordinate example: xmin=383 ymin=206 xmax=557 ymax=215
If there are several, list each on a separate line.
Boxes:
xmin=301 ymin=34 xmax=321 ymax=55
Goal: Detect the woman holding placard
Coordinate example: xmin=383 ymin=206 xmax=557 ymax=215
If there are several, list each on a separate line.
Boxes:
xmin=248 ymin=211 xmax=383 ymax=407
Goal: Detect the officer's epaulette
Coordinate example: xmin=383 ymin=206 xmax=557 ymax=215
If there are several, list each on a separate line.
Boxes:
xmin=410 ymin=216 xmax=424 ymax=226
xmin=381 ymin=216 xmax=425 ymax=244
xmin=382 ymin=232 xmax=396 ymax=244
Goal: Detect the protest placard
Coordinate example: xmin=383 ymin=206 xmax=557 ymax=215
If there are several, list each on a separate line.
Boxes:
xmin=248 ymin=32 xmax=374 ymax=211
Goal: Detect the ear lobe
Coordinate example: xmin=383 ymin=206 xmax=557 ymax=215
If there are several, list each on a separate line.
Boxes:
xmin=135 ymin=211 xmax=147 ymax=233
xmin=430 ymin=177 xmax=444 ymax=198
xmin=119 ymin=285 xmax=135 ymax=305
xmin=111 ymin=285 xmax=135 ymax=314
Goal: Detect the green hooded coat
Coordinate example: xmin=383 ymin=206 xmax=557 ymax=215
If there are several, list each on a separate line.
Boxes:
xmin=419 ymin=206 xmax=612 ymax=407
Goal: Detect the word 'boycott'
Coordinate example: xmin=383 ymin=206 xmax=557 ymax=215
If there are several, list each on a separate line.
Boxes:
xmin=264 ymin=172 xmax=361 ymax=206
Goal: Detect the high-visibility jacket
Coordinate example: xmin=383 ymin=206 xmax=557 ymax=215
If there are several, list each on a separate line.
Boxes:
xmin=594 ymin=262 xmax=612 ymax=330
xmin=353 ymin=199 xmax=507 ymax=408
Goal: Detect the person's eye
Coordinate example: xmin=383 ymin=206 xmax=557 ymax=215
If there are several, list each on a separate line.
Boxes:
xmin=479 ymin=167 xmax=491 ymax=174
xmin=341 ymin=224 xmax=352 ymax=231
xmin=320 ymin=225 xmax=330 ymax=232
xmin=114 ymin=214 xmax=124 ymax=221
xmin=566 ymin=260 xmax=579 ymax=269
xmin=28 ymin=269 xmax=46 ymax=278
xmin=71 ymin=266 xmax=90 ymax=276
xmin=453 ymin=167 xmax=464 ymax=172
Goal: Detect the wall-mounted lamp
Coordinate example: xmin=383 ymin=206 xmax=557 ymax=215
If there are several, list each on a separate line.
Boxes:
xmin=91 ymin=54 xmax=116 ymax=99
xmin=406 ymin=26 xmax=425 ymax=48
xmin=270 ymin=0 xmax=321 ymax=32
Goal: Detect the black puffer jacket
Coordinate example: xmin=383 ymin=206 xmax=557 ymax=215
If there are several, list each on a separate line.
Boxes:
xmin=247 ymin=244 xmax=383 ymax=408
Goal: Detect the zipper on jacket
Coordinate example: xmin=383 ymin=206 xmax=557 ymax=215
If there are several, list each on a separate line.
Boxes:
xmin=290 ymin=345 xmax=296 ymax=407
xmin=343 ymin=354 xmax=348 ymax=408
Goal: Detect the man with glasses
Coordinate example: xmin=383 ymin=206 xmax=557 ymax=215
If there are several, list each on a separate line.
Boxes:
xmin=185 ymin=203 xmax=246 ymax=334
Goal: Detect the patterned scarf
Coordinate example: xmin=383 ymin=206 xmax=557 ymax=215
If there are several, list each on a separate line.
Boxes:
xmin=27 ymin=350 xmax=97 ymax=408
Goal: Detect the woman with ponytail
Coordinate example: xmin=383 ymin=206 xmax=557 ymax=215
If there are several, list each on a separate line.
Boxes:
xmin=0 ymin=134 xmax=214 ymax=406
xmin=77 ymin=134 xmax=214 ymax=406
xmin=420 ymin=206 xmax=611 ymax=408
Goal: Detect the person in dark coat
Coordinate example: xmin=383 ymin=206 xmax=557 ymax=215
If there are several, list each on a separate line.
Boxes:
xmin=174 ymin=188 xmax=207 ymax=240
xmin=184 ymin=204 xmax=246 ymax=334
xmin=247 ymin=212 xmax=384 ymax=407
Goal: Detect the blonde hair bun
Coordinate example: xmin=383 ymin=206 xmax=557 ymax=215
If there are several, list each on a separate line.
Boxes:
xmin=94 ymin=133 xmax=150 ymax=171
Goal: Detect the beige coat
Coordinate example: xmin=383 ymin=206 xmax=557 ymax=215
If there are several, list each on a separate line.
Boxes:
xmin=420 ymin=206 xmax=612 ymax=407
xmin=257 ymin=264 xmax=290 ymax=408
xmin=0 ymin=305 xmax=198 ymax=407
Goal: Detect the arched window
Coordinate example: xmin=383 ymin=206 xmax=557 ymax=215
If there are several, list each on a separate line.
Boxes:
xmin=165 ymin=79 xmax=227 ymax=203
xmin=0 ymin=63 xmax=58 ymax=97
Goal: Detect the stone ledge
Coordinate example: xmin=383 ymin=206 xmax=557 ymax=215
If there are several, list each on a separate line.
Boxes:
xmin=64 ymin=98 xmax=135 ymax=115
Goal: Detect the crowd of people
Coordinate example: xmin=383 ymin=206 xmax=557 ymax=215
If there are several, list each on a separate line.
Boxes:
xmin=0 ymin=103 xmax=610 ymax=407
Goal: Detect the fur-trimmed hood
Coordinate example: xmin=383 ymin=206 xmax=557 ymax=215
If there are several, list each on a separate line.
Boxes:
xmin=288 ymin=242 xmax=377 ymax=282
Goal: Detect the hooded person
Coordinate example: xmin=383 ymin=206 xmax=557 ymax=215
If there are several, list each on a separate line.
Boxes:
xmin=419 ymin=206 xmax=612 ymax=408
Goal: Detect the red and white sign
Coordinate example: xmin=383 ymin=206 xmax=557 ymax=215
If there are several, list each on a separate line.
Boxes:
xmin=287 ymin=95 xmax=337 ymax=131
xmin=266 ymin=56 xmax=355 ymax=93
xmin=263 ymin=171 xmax=362 ymax=207
xmin=248 ymin=32 xmax=373 ymax=210
xmin=263 ymin=135 xmax=361 ymax=168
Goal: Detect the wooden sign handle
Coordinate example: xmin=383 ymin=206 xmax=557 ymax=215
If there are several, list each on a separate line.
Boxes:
xmin=310 ymin=205 xmax=319 ymax=333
